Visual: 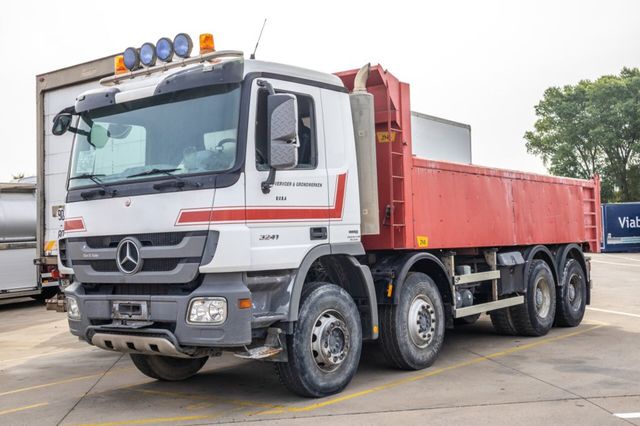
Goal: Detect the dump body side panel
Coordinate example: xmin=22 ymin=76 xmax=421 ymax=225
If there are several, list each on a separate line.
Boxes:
xmin=411 ymin=158 xmax=601 ymax=251
xmin=337 ymin=65 xmax=601 ymax=253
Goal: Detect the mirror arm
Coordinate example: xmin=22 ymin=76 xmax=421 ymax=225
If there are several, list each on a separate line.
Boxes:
xmin=67 ymin=126 xmax=89 ymax=137
xmin=261 ymin=169 xmax=276 ymax=194
xmin=257 ymin=79 xmax=275 ymax=95
xmin=258 ymin=79 xmax=277 ymax=194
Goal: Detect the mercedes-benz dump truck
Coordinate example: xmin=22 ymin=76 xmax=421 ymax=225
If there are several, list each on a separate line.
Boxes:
xmin=49 ymin=32 xmax=601 ymax=397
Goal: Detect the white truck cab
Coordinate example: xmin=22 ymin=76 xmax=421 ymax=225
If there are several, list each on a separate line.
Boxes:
xmin=53 ymin=40 xmax=376 ymax=397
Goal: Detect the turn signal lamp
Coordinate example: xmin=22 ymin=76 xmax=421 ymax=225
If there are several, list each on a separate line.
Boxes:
xmin=238 ymin=298 xmax=252 ymax=309
xmin=114 ymin=55 xmax=127 ymax=74
xmin=199 ymin=33 xmax=215 ymax=54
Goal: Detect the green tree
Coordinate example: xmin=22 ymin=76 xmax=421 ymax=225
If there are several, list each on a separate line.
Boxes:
xmin=525 ymin=68 xmax=640 ymax=202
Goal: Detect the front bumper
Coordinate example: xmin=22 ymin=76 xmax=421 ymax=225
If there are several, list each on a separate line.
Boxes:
xmin=65 ymin=272 xmax=252 ymax=349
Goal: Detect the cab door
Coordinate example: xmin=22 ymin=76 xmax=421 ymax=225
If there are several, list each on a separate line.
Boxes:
xmin=244 ymin=78 xmax=329 ymax=271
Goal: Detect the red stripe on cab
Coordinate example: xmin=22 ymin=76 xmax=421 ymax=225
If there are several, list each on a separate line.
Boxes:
xmin=176 ymin=173 xmax=347 ymax=225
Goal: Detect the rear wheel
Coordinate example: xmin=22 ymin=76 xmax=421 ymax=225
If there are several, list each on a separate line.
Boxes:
xmin=379 ymin=272 xmax=445 ymax=370
xmin=276 ymin=282 xmax=362 ymax=397
xmin=511 ymin=259 xmax=556 ymax=336
xmin=555 ymin=259 xmax=587 ymax=327
xmin=130 ymin=354 xmax=208 ymax=381
xmin=490 ymin=307 xmax=519 ymax=335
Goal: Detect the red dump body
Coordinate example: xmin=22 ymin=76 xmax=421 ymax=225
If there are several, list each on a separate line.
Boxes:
xmin=337 ymin=66 xmax=602 ymax=253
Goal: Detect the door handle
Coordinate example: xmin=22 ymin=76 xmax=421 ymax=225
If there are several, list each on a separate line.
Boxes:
xmin=310 ymin=227 xmax=327 ymax=240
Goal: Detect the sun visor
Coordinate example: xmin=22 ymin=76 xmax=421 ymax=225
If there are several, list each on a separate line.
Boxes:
xmin=153 ymin=59 xmax=244 ymax=96
xmin=75 ymin=87 xmax=120 ymax=113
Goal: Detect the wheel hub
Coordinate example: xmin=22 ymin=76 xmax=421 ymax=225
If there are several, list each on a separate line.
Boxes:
xmin=568 ymin=283 xmax=576 ymax=302
xmin=567 ymin=273 xmax=582 ymax=309
xmin=408 ymin=295 xmax=436 ymax=349
xmin=534 ymin=277 xmax=551 ymax=318
xmin=310 ymin=310 xmax=350 ymax=372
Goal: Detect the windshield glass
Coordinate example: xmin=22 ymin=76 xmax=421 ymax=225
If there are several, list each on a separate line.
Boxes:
xmin=68 ymin=84 xmax=241 ymax=189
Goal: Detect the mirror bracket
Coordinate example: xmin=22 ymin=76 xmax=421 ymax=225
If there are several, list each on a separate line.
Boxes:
xmin=261 ymin=169 xmax=276 ymax=194
xmin=257 ymin=79 xmax=277 ymax=193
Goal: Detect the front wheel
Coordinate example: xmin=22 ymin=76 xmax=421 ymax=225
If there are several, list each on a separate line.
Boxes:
xmin=276 ymin=282 xmax=362 ymax=398
xmin=130 ymin=354 xmax=208 ymax=381
xmin=379 ymin=272 xmax=445 ymax=370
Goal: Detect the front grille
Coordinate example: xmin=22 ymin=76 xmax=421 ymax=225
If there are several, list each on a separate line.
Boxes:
xmin=77 ymin=232 xmax=205 ymax=249
xmin=79 ymin=258 xmax=191 ymax=273
xmin=83 ymin=282 xmax=199 ymax=296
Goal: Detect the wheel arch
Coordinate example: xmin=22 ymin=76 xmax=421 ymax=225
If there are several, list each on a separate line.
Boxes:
xmin=554 ymin=243 xmax=590 ymax=304
xmin=523 ymin=245 xmax=558 ymax=287
xmin=555 ymin=244 xmax=588 ymax=284
xmin=288 ymin=243 xmax=379 ymax=340
xmin=373 ymin=252 xmax=453 ymax=308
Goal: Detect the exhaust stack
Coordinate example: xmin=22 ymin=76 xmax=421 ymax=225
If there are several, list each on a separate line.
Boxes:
xmin=349 ymin=63 xmax=380 ymax=236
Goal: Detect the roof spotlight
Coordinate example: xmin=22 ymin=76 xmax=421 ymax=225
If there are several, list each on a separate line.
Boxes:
xmin=173 ymin=33 xmax=193 ymax=58
xmin=139 ymin=42 xmax=157 ymax=67
xmin=156 ymin=37 xmax=174 ymax=62
xmin=123 ymin=47 xmax=139 ymax=70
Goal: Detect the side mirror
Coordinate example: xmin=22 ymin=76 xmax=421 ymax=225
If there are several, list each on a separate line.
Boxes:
xmin=52 ymin=113 xmax=72 ymax=136
xmin=267 ymin=93 xmax=298 ymax=170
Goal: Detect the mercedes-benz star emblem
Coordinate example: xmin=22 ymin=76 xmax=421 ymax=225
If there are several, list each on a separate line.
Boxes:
xmin=116 ymin=238 xmax=143 ymax=274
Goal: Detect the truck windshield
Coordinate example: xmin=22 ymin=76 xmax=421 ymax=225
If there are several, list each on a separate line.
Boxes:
xmin=68 ymin=84 xmax=241 ymax=190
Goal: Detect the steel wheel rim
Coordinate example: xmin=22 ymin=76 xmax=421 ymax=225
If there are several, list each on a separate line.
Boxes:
xmin=408 ymin=294 xmax=436 ymax=349
xmin=567 ymin=273 xmax=583 ymax=310
xmin=534 ymin=276 xmax=552 ymax=318
xmin=310 ymin=309 xmax=350 ymax=373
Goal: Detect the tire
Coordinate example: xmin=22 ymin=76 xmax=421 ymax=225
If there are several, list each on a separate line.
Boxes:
xmin=454 ymin=313 xmax=481 ymax=326
xmin=510 ymin=259 xmax=556 ymax=336
xmin=379 ymin=272 xmax=445 ymax=370
xmin=275 ymin=282 xmax=362 ymax=398
xmin=130 ymin=354 xmax=208 ymax=381
xmin=31 ymin=287 xmax=60 ymax=302
xmin=490 ymin=307 xmax=518 ymax=335
xmin=555 ymin=259 xmax=587 ymax=327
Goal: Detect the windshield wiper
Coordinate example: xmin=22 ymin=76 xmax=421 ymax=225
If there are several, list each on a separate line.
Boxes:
xmin=126 ymin=168 xmax=181 ymax=179
xmin=69 ymin=173 xmax=117 ymax=198
xmin=126 ymin=168 xmax=201 ymax=191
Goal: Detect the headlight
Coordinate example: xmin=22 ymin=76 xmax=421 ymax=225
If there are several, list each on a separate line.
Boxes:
xmin=173 ymin=33 xmax=193 ymax=58
xmin=123 ymin=47 xmax=139 ymax=70
xmin=139 ymin=42 xmax=157 ymax=67
xmin=67 ymin=296 xmax=81 ymax=320
xmin=187 ymin=297 xmax=227 ymax=325
xmin=156 ymin=37 xmax=173 ymax=62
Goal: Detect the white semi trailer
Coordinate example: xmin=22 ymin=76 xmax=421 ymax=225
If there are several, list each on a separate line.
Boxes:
xmin=35 ymin=57 xmax=114 ymax=302
xmin=0 ymin=181 xmax=56 ymax=300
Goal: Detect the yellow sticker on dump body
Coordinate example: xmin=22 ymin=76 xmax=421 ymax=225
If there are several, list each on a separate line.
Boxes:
xmin=416 ymin=236 xmax=429 ymax=248
xmin=376 ymin=131 xmax=397 ymax=143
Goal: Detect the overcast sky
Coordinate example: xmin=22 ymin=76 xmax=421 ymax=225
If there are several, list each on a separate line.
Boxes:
xmin=1 ymin=0 xmax=639 ymax=181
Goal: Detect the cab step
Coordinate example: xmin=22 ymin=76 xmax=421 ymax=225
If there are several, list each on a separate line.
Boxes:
xmin=235 ymin=346 xmax=282 ymax=360
xmin=234 ymin=327 xmax=285 ymax=361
